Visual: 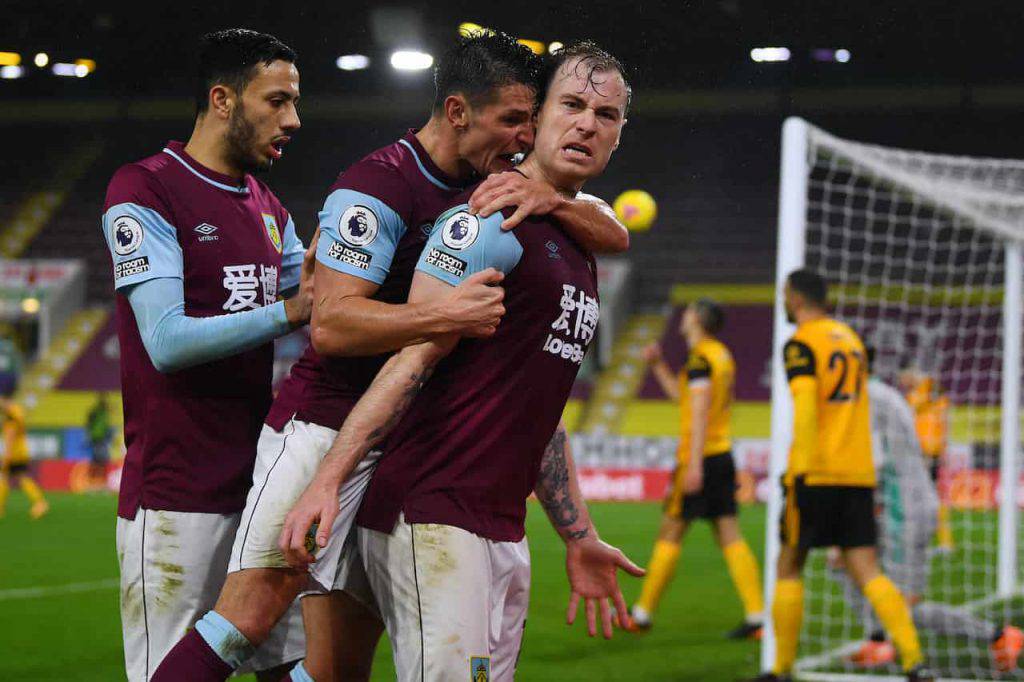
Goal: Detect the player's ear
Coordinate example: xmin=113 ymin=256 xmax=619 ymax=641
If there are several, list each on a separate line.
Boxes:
xmin=612 ymin=117 xmax=626 ymax=151
xmin=444 ymin=94 xmax=470 ymax=131
xmin=208 ymin=84 xmax=235 ymax=120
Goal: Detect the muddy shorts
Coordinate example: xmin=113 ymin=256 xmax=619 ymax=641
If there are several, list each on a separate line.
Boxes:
xmin=358 ymin=515 xmax=530 ymax=682
xmin=115 ymin=507 xmax=304 ymax=681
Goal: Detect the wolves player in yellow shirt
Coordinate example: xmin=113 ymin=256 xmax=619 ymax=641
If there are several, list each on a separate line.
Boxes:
xmin=748 ymin=270 xmax=932 ymax=682
xmin=0 ymin=393 xmax=48 ymax=519
xmin=629 ymin=299 xmax=764 ymax=637
xmin=900 ymin=369 xmax=954 ymax=550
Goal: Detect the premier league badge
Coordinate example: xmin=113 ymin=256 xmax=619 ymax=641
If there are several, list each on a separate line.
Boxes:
xmin=112 ymin=215 xmax=144 ymax=255
xmin=441 ymin=211 xmax=479 ymax=250
xmin=339 ymin=205 xmax=379 ymax=247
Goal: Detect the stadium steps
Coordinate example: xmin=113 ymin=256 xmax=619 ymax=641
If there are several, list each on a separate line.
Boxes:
xmin=0 ymin=139 xmax=104 ymax=258
xmin=577 ymin=313 xmax=667 ymax=434
xmin=17 ymin=307 xmax=109 ymax=420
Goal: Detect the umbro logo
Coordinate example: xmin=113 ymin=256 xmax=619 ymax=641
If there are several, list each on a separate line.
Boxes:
xmin=195 ymin=223 xmax=219 ymax=242
xmin=546 ymin=240 xmax=561 ymax=259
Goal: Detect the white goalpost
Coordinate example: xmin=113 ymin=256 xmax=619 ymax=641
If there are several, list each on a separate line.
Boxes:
xmin=763 ymin=117 xmax=1024 ymax=681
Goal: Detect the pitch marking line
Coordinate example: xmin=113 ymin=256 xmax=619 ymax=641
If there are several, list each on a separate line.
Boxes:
xmin=0 ymin=578 xmax=119 ymax=601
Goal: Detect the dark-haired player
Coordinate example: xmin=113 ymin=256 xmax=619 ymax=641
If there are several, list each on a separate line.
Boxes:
xmin=747 ymin=269 xmax=931 ymax=682
xmin=105 ymin=28 xmax=316 ymax=681
xmin=280 ymin=41 xmax=641 ymax=681
xmin=105 ymin=27 xmax=317 ymax=679
xmin=153 ymin=32 xmax=628 ymax=682
xmin=629 ymin=298 xmax=764 ymax=638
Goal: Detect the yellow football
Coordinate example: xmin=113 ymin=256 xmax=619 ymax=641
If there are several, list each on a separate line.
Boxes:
xmin=613 ymin=190 xmax=657 ymax=231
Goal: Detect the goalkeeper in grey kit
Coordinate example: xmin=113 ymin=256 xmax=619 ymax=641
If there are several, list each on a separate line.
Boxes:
xmin=833 ymin=364 xmax=1023 ymax=673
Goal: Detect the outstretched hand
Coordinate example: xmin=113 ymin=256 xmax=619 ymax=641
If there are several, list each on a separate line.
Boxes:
xmin=564 ymin=536 xmax=645 ymax=639
xmin=468 ymin=172 xmax=563 ymax=230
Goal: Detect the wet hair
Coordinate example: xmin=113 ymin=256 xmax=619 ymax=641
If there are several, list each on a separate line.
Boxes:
xmin=691 ymin=298 xmax=725 ymax=335
xmin=195 ymin=29 xmax=297 ymax=115
xmin=432 ymin=32 xmax=542 ymax=112
xmin=540 ymin=40 xmax=632 ymax=115
xmin=787 ymin=269 xmax=828 ymax=308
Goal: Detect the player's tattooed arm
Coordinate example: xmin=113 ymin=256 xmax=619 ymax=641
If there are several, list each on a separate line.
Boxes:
xmin=278 ymin=336 xmax=456 ymax=567
xmin=468 ymin=172 xmax=629 ymax=253
xmin=541 ymin=421 xmax=647 ymax=639
xmin=535 ymin=422 xmax=593 ymax=542
xmin=280 ymin=270 xmax=472 ymax=566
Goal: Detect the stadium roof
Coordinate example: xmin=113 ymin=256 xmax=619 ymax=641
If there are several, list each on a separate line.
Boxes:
xmin=0 ymin=0 xmax=1019 ymax=98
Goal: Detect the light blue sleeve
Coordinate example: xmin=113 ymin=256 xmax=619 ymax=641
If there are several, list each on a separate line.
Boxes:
xmin=102 ymin=202 xmax=183 ymax=291
xmin=416 ymin=204 xmax=523 ymax=286
xmin=126 ymin=277 xmax=290 ymax=373
xmin=315 ymin=189 xmax=407 ymax=285
xmin=278 ymin=214 xmax=305 ymax=294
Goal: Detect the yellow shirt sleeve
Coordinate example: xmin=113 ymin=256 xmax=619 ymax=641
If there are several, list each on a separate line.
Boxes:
xmin=784 ymin=338 xmax=818 ymax=482
xmin=788 ymin=376 xmax=818 ymax=481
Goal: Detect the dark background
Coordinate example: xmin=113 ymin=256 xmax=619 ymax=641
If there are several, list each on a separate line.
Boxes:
xmin=3 ymin=1 xmax=1024 ymax=304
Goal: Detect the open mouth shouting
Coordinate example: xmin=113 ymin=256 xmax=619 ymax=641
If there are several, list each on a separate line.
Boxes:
xmin=561 ymin=141 xmax=593 ymax=162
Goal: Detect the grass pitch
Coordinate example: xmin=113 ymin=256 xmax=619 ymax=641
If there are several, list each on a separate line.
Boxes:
xmin=3 ymin=493 xmax=1012 ymax=680
xmin=0 ymin=493 xmax=767 ymax=680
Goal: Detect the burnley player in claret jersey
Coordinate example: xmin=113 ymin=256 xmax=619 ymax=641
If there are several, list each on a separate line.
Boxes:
xmin=281 ymin=42 xmax=644 ymax=681
xmin=105 ymin=30 xmax=314 ymax=681
xmin=154 ymin=32 xmax=631 ymax=682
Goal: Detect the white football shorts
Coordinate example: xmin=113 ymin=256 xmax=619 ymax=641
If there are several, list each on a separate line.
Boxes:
xmin=116 ymin=507 xmax=304 ymax=681
xmin=228 ymin=418 xmax=380 ymax=601
xmin=358 ymin=514 xmax=530 ymax=682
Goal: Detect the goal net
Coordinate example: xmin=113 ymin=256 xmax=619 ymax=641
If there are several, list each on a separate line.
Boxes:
xmin=764 ymin=118 xmax=1024 ymax=681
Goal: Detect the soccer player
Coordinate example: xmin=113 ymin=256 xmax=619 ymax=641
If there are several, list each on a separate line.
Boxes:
xmin=152 ymin=32 xmax=629 ymax=682
xmin=106 ymin=29 xmax=322 ymax=681
xmin=86 ymin=392 xmax=113 ymax=487
xmin=900 ymin=368 xmax=954 ymax=551
xmin=834 ymin=364 xmax=1023 ymax=672
xmin=0 ymin=393 xmax=48 ymax=519
xmin=748 ymin=269 xmax=933 ymax=682
xmin=628 ymin=298 xmax=763 ymax=637
xmin=279 ymin=40 xmax=642 ymax=682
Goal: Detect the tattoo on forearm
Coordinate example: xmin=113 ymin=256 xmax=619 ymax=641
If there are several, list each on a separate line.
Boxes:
xmin=323 ymin=361 xmax=437 ymax=473
xmin=366 ymin=365 xmax=436 ymax=444
xmin=536 ymin=429 xmax=589 ymax=540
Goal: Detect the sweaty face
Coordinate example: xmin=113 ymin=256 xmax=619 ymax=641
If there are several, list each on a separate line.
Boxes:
xmin=533 ymin=56 xmax=627 ymax=189
xmin=225 ymin=60 xmax=300 ymax=174
xmin=459 ymin=84 xmax=536 ymax=176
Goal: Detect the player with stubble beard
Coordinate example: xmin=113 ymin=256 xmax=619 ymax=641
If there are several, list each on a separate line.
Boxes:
xmin=106 ymin=29 xmax=316 ymax=681
xmin=280 ymin=41 xmax=643 ymax=682
xmin=153 ymin=32 xmax=630 ymax=682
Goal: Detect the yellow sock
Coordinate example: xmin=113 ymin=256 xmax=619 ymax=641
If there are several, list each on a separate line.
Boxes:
xmin=937 ymin=504 xmax=954 ymax=547
xmin=0 ymin=474 xmax=9 ymax=515
xmin=634 ymin=539 xmax=681 ymax=615
xmin=19 ymin=476 xmax=45 ymax=505
xmin=772 ymin=579 xmax=803 ymax=675
xmin=864 ymin=575 xmax=923 ymax=670
xmin=722 ymin=539 xmax=764 ymax=621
